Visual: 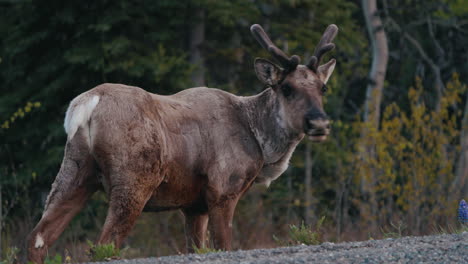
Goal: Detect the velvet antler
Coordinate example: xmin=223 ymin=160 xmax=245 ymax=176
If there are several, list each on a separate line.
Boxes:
xmin=307 ymin=24 xmax=338 ymax=72
xmin=250 ymin=24 xmax=300 ymax=71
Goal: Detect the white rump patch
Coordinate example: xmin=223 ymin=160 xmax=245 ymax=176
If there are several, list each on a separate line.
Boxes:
xmin=35 ymin=233 xmax=45 ymax=248
xmin=64 ymin=95 xmax=100 ymax=140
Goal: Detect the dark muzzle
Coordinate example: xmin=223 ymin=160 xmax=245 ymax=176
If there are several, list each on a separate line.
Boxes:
xmin=304 ymin=111 xmax=330 ymax=140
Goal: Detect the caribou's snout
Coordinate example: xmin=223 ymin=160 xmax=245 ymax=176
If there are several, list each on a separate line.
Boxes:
xmin=304 ymin=111 xmax=330 ymax=142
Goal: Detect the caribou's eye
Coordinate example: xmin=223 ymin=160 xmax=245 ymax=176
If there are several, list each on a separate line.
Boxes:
xmin=321 ymin=84 xmax=328 ymax=94
xmin=281 ymin=84 xmax=293 ymax=97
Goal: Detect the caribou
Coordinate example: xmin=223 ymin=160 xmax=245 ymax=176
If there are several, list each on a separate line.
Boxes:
xmin=27 ymin=23 xmax=338 ymax=263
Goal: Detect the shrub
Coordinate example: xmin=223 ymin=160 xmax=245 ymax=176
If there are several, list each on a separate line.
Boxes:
xmin=0 ymin=247 xmax=19 ymax=264
xmin=274 ymin=216 xmax=325 ymax=246
xmin=192 ymin=246 xmax=222 ymax=254
xmin=87 ymin=241 xmax=120 ymax=261
xmin=44 ymin=254 xmax=62 ymax=264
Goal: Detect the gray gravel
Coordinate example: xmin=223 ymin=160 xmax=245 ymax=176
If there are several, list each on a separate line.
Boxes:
xmin=92 ymin=233 xmax=467 ymax=264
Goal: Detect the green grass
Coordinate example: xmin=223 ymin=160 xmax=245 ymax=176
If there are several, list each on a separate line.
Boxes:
xmin=87 ymin=241 xmax=121 ymax=261
xmin=0 ymin=247 xmax=19 ymax=264
xmin=44 ymin=254 xmax=62 ymax=264
xmin=192 ymin=245 xmax=222 ymax=254
xmin=274 ymin=216 xmax=326 ymax=246
xmin=432 ymin=223 xmax=468 ymax=235
xmin=381 ymin=221 xmax=407 ymax=239
xmin=2 ymin=247 xmax=64 ymax=264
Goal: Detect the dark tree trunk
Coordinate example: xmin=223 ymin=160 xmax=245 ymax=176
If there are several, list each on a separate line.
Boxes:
xmin=189 ymin=8 xmax=206 ymax=86
xmin=304 ymin=142 xmax=314 ymax=225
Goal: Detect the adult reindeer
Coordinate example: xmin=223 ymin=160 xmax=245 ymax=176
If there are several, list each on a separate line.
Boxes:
xmin=27 ymin=23 xmax=338 ymax=263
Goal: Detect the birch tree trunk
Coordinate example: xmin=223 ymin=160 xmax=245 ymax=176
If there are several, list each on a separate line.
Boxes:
xmin=361 ymin=0 xmax=389 ymax=233
xmin=451 ymin=92 xmax=468 ymax=201
xmin=189 ymin=7 xmax=205 ymax=86
xmin=362 ymin=0 xmax=388 ymax=125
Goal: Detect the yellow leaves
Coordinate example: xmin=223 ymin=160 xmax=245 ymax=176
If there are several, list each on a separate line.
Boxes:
xmin=32 ymin=171 xmax=37 ymax=180
xmin=1 ymin=120 xmax=10 ymax=129
xmin=352 ymin=75 xmax=465 ymax=222
xmin=293 ymin=199 xmax=301 ymax=207
xmin=1 ymin=101 xmax=41 ymax=130
xmin=408 ymin=87 xmax=418 ymax=101
xmin=319 ymin=74 xmax=465 ymax=231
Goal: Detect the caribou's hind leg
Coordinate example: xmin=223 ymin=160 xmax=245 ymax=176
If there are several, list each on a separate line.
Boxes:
xmin=96 ymin=173 xmax=162 ymax=249
xmin=27 ymin=129 xmax=98 ymax=264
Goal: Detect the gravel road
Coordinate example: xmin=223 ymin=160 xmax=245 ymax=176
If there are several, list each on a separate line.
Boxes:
xmin=92 ymin=232 xmax=467 ymax=264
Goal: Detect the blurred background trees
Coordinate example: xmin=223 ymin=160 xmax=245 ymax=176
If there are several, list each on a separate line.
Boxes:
xmin=0 ymin=0 xmax=467 ymax=261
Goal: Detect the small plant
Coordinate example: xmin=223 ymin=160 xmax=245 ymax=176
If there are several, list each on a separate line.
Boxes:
xmin=458 ymin=225 xmax=468 ymax=233
xmin=433 ymin=200 xmax=468 ymax=235
xmin=192 ymin=245 xmax=222 ymax=254
xmin=0 ymin=246 xmax=19 ymax=264
xmin=86 ymin=240 xmax=121 ymax=261
xmin=44 ymin=254 xmax=62 ymax=264
xmin=274 ymin=216 xmax=325 ymax=246
xmin=432 ymin=223 xmax=468 ymax=235
xmin=64 ymin=249 xmax=72 ymax=263
xmin=381 ymin=220 xmax=406 ymax=239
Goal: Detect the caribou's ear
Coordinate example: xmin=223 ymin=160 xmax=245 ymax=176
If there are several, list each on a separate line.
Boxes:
xmin=317 ymin=59 xmax=336 ymax=84
xmin=254 ymin=58 xmax=284 ymax=86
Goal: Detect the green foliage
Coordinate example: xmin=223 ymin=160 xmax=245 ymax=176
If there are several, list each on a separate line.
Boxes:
xmin=274 ymin=216 xmax=325 ymax=246
xmin=86 ymin=240 xmax=121 ymax=261
xmin=192 ymin=246 xmax=222 ymax=254
xmin=44 ymin=254 xmax=62 ymax=264
xmin=381 ymin=221 xmax=407 ymax=239
xmin=432 ymin=223 xmax=468 ymax=235
xmin=435 ymin=0 xmax=468 ymax=17
xmin=0 ymin=247 xmax=19 ymax=264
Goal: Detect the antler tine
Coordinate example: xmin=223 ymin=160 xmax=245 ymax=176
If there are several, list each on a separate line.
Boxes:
xmin=307 ymin=24 xmax=338 ymax=72
xmin=250 ymin=24 xmax=300 ymax=71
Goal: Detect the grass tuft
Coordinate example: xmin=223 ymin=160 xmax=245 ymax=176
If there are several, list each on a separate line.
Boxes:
xmin=44 ymin=254 xmax=62 ymax=264
xmin=192 ymin=245 xmax=222 ymax=254
xmin=86 ymin=240 xmax=121 ymax=261
xmin=432 ymin=223 xmax=468 ymax=235
xmin=381 ymin=220 xmax=406 ymax=239
xmin=274 ymin=216 xmax=325 ymax=246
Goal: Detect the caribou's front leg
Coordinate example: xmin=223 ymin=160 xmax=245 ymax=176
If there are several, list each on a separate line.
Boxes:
xmin=203 ymin=150 xmax=260 ymax=250
xmin=183 ymin=210 xmax=209 ymax=252
xmin=207 ymin=197 xmax=239 ymax=250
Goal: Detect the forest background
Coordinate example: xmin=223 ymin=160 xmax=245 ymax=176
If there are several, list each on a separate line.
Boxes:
xmin=0 ymin=0 xmax=467 ymax=261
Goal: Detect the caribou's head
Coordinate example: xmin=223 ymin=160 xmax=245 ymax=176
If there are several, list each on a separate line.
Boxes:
xmin=251 ymin=24 xmax=338 ymax=142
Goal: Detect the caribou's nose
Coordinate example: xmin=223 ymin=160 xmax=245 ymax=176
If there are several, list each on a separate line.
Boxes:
xmin=307 ymin=118 xmax=330 ymax=131
xmin=304 ymin=111 xmax=330 ymax=136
